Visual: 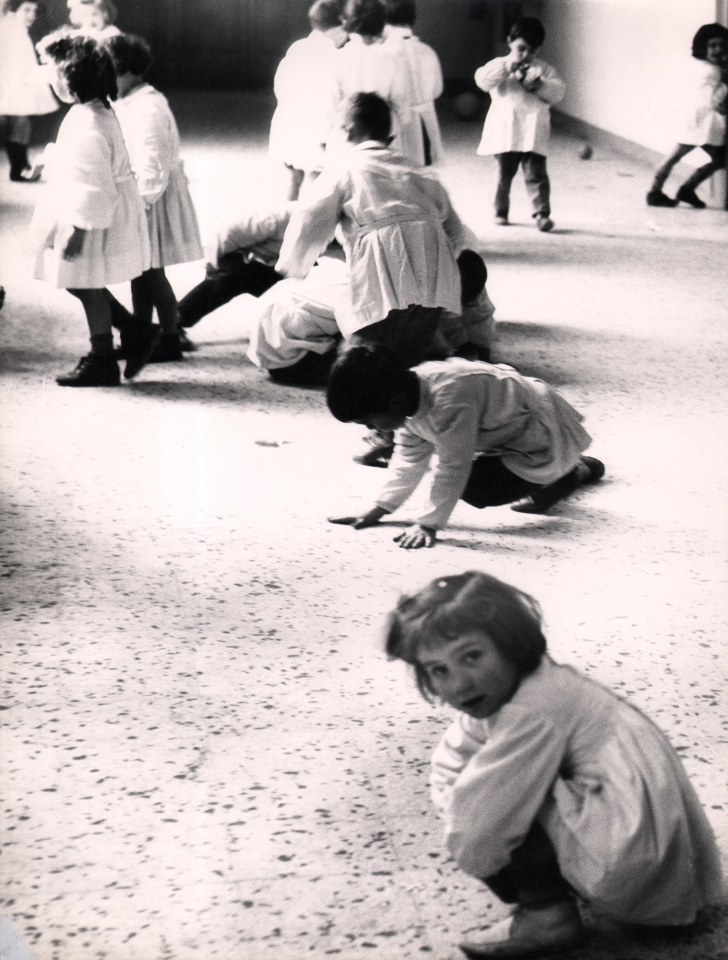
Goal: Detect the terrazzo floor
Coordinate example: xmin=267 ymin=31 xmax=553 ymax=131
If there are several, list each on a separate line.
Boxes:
xmin=1 ymin=90 xmax=727 ymax=960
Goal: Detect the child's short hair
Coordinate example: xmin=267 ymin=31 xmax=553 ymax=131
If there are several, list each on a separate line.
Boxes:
xmin=104 ymin=32 xmax=152 ymax=78
xmin=326 ymin=344 xmax=409 ymax=422
xmin=309 ymin=0 xmax=345 ymax=31
xmin=691 ymin=23 xmax=728 ymax=59
xmin=385 ymin=571 xmax=547 ymax=702
xmin=384 ymin=0 xmax=416 ymax=27
xmin=8 ymin=0 xmax=46 ymax=15
xmin=507 ymin=16 xmax=545 ymax=50
xmin=339 ymin=91 xmax=392 ymax=143
xmin=37 ymin=31 xmax=117 ymax=105
xmin=343 ymin=0 xmax=386 ymax=37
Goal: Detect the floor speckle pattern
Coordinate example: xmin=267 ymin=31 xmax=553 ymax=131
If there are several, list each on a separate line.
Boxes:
xmin=1 ymin=91 xmax=727 ymax=959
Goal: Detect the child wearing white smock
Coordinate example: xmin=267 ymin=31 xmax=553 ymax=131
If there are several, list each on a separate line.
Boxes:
xmin=383 ymin=0 xmax=443 ymax=166
xmin=31 ymin=31 xmax=154 ymax=386
xmin=385 ymin=571 xmax=724 ymax=958
xmin=474 ymin=17 xmax=564 ymax=231
xmin=268 ymin=0 xmax=348 ymax=201
xmin=0 ymin=0 xmax=58 ymax=181
xmin=106 ymin=32 xmax=202 ymax=362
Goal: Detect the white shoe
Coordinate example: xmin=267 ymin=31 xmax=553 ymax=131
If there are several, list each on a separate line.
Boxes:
xmin=459 ymin=901 xmax=582 ymax=958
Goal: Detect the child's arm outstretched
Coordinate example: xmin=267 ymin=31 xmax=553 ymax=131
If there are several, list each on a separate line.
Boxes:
xmin=276 ymin=171 xmax=344 ymax=279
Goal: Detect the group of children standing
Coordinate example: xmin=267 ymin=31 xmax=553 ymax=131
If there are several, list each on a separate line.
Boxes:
xmin=3 ymin=1 xmax=725 ymax=955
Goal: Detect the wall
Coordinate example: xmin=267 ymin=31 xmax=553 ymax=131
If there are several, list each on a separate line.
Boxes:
xmin=537 ymin=0 xmax=721 ymax=155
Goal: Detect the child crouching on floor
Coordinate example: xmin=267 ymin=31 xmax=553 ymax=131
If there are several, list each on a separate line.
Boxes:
xmin=327 ymin=346 xmax=603 ymax=549
xmin=385 ymin=571 xmax=724 ymax=959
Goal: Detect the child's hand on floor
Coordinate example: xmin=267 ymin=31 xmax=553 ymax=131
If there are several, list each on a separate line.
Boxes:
xmin=328 ymin=506 xmax=388 ymax=530
xmin=393 ymin=524 xmax=436 ymax=550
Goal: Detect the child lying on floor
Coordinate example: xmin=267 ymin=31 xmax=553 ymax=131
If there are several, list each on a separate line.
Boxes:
xmin=327 ymin=346 xmax=603 ymax=549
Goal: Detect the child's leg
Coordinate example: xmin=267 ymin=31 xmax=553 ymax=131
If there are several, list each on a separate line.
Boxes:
xmin=460 ymin=824 xmax=581 ymax=959
xmin=460 ymin=456 xmax=542 ymax=508
xmin=493 ymin=153 xmax=521 ymax=222
xmin=676 ymin=143 xmax=726 ymax=207
xmin=521 ymin=153 xmax=552 ymax=230
xmin=177 ymin=256 xmax=282 ymax=328
xmin=648 ymin=143 xmax=693 ymax=204
xmin=131 ymin=267 xmax=185 ymax=363
xmin=57 ymin=288 xmax=120 ymax=386
xmin=4 ymin=116 xmax=34 ymax=182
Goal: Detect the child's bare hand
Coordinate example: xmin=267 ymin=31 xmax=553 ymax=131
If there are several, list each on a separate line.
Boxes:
xmin=393 ymin=524 xmax=436 ymax=550
xmin=57 ymin=225 xmax=86 ymax=260
xmin=328 ymin=506 xmax=388 ymax=530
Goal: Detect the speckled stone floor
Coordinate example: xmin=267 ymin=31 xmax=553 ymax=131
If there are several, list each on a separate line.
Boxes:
xmin=1 ymin=91 xmax=727 ymax=960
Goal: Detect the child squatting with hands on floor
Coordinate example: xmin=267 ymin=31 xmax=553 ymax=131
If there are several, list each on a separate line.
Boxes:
xmin=327 ymin=346 xmax=604 ymax=549
xmin=384 ymin=571 xmax=724 ymax=958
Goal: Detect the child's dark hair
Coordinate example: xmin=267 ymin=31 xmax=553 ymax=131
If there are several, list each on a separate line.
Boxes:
xmin=384 ymin=0 xmax=416 ymax=27
xmin=309 ymin=0 xmax=345 ymax=31
xmin=507 ymin=16 xmax=545 ymax=50
xmin=691 ymin=23 xmax=728 ymax=59
xmin=37 ymin=31 xmax=117 ymax=106
xmin=8 ymin=0 xmax=47 ymax=15
xmin=339 ymin=91 xmax=392 ymax=142
xmin=343 ymin=0 xmax=386 ymax=37
xmin=385 ymin=571 xmax=547 ymax=702
xmin=104 ymin=32 xmax=152 ymax=78
xmin=326 ymin=344 xmax=410 ymax=422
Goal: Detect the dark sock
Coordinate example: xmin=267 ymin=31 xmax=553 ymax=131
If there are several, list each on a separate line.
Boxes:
xmin=90 ymin=333 xmax=114 ymax=357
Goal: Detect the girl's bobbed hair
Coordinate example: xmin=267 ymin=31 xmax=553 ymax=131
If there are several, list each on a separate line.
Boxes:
xmin=691 ymin=23 xmax=728 ymax=59
xmin=37 ymin=31 xmax=117 ymax=106
xmin=8 ymin=0 xmax=47 ymax=15
xmin=326 ymin=343 xmax=408 ymax=423
xmin=384 ymin=571 xmax=547 ymax=702
xmin=384 ymin=0 xmax=416 ymax=28
xmin=339 ymin=90 xmax=392 ymax=142
xmin=507 ymin=16 xmax=545 ymax=50
xmin=104 ymin=32 xmax=152 ymax=78
xmin=343 ymin=0 xmax=386 ymax=37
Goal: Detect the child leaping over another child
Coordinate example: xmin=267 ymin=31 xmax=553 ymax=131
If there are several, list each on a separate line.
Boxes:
xmin=327 ymin=346 xmax=603 ymax=549
xmin=384 ymin=571 xmax=723 ymax=958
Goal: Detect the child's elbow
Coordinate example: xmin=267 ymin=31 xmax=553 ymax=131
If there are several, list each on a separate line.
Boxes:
xmin=445 ymin=824 xmax=510 ymax=878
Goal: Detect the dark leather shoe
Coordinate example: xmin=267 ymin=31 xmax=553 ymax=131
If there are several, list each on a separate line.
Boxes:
xmin=123 ymin=323 xmax=161 ymax=379
xmin=646 ymin=190 xmax=678 ymax=207
xmin=460 ymin=901 xmax=582 ymax=958
xmin=675 ymin=185 xmax=706 ymax=208
xmin=56 ymin=354 xmax=120 ymax=387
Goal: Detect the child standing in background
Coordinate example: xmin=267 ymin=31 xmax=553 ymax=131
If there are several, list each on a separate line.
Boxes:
xmin=474 ymin=17 xmax=564 ymax=231
xmin=647 ymin=23 xmax=728 ymax=208
xmin=31 ymin=32 xmax=155 ymax=386
xmin=66 ymin=0 xmax=120 ymax=38
xmin=105 ymin=32 xmax=203 ymax=363
xmin=268 ymin=0 xmax=348 ymax=201
xmin=385 ymin=571 xmax=723 ymax=959
xmin=383 ymin=0 xmax=444 ymax=166
xmin=0 ymin=0 xmax=58 ymax=182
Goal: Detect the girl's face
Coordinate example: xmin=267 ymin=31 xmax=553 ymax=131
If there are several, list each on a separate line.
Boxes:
xmin=17 ymin=2 xmax=39 ymax=29
xmin=706 ymin=37 xmax=727 ymax=66
xmin=417 ymin=631 xmax=519 ymax=718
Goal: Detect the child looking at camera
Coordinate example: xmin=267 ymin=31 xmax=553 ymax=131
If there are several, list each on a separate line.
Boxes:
xmin=474 ymin=17 xmax=565 ymax=231
xmin=327 ymin=346 xmax=602 ymax=549
xmin=385 ymin=571 xmax=723 ymax=959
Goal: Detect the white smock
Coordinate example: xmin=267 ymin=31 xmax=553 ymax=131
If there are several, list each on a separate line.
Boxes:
xmin=674 ymin=57 xmax=727 ymax=147
xmin=0 ymin=12 xmax=58 ymax=116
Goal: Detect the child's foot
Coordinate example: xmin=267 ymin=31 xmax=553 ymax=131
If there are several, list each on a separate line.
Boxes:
xmin=535 ymin=215 xmax=554 ymax=232
xmin=177 ymin=328 xmax=196 ymax=352
xmin=576 ymin=455 xmax=605 ymax=484
xmin=149 ymin=332 xmax=185 ymax=363
xmin=459 ymin=900 xmax=582 ymax=958
xmin=675 ymin=185 xmax=706 ymax=208
xmin=56 ymin=354 xmax=120 ymax=387
xmin=493 ymin=215 xmax=509 ymax=226
xmin=123 ymin=323 xmax=162 ymax=379
xmin=646 ymin=189 xmax=677 ymax=207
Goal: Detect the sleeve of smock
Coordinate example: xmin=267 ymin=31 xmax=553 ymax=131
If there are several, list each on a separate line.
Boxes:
xmin=275 ymin=173 xmax=342 ymax=278
xmin=129 ymin=98 xmax=173 ymax=206
xmin=430 ymin=713 xmax=488 ymax=818
xmin=55 ymin=111 xmax=117 ymax=229
xmin=425 ymin=45 xmax=444 ymax=100
xmin=413 ymin=388 xmax=482 ymax=530
xmin=474 ymin=58 xmax=509 ymax=93
xmin=440 ymin=706 xmax=568 ymax=878
xmin=535 ymin=61 xmax=566 ymax=105
xmin=375 ymin=427 xmax=434 ymax=516
xmin=437 ymin=183 xmax=466 ymax=256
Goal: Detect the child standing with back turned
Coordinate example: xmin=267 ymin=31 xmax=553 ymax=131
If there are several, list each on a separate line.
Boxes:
xmin=105 ymin=32 xmax=203 ymax=362
xmin=385 ymin=571 xmax=723 ymax=959
xmin=31 ymin=31 xmax=155 ymax=386
xmin=646 ymin=23 xmax=728 ymax=209
xmin=474 ymin=17 xmax=564 ymax=231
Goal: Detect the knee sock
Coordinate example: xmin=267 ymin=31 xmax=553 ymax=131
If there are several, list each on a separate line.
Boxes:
xmin=90 ymin=333 xmax=114 ymax=357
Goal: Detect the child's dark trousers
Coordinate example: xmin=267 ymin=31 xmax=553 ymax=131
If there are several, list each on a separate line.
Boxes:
xmin=483 ymin=822 xmax=572 ymax=907
xmin=177 ymin=255 xmax=282 ymax=328
xmin=495 ymin=151 xmax=551 ymax=219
